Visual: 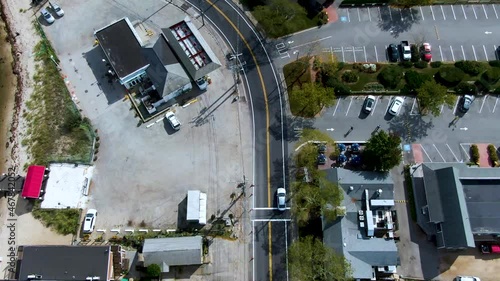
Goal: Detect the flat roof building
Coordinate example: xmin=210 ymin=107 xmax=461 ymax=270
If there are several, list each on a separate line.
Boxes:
xmin=143 ymin=236 xmax=203 ymax=273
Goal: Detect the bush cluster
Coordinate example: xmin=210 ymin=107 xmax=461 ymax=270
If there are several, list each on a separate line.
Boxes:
xmin=377 ymin=66 xmax=403 ymax=89
xmin=487 ymin=144 xmax=499 ymax=164
xmin=454 ymin=60 xmax=485 ymax=76
xmin=454 ymin=82 xmax=476 ymax=95
xmin=489 ymin=60 xmax=500 ymax=68
xmin=353 ymin=63 xmax=379 ymax=73
xmin=341 ymin=71 xmax=358 ymax=83
xmin=411 ymin=45 xmax=420 ymax=62
xmin=414 ymin=61 xmax=428 ymax=69
xmin=437 ymin=67 xmax=465 ymax=86
xmin=400 ymin=61 xmax=413 ymax=68
xmin=482 ymin=68 xmax=500 ymax=83
xmin=475 ymin=78 xmax=491 ymax=92
xmin=430 ymin=61 xmax=442 ymax=68
xmin=471 ymin=144 xmax=480 ymax=164
xmin=403 ymin=70 xmax=431 ymax=93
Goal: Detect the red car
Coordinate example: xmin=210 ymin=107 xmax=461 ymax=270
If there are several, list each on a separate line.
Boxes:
xmin=422 ymin=43 xmax=432 ymax=61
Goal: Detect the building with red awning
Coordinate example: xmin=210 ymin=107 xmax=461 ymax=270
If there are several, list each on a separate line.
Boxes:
xmin=21 ymin=165 xmax=46 ymax=199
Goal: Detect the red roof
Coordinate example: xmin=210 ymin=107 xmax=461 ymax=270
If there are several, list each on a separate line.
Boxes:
xmin=21 ymin=165 xmax=45 ymax=199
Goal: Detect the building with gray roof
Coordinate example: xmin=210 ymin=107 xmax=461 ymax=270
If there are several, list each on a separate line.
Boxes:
xmin=142 ymin=236 xmax=203 ymax=273
xmin=411 ymin=163 xmax=500 ymax=250
xmin=323 ymin=168 xmax=399 ymax=280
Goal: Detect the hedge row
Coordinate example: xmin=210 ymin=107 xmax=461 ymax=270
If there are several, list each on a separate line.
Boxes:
xmin=471 ymin=144 xmax=480 ymax=164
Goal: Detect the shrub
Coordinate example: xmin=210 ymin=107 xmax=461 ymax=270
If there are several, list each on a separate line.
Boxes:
xmin=494 ymin=88 xmax=500 ymax=95
xmin=400 ymin=61 xmax=413 ymax=68
xmin=411 ymin=45 xmax=420 ymax=62
xmin=436 ymin=67 xmax=465 ymax=86
xmin=489 ymin=60 xmax=500 ymax=68
xmin=470 ymin=144 xmax=480 ymax=164
xmin=147 ymin=264 xmax=162 ymax=277
xmin=404 ymin=70 xmax=431 ymax=92
xmin=487 ymin=144 xmax=499 ymax=164
xmin=430 ymin=61 xmax=442 ymax=68
xmin=323 ymin=75 xmax=339 ymax=88
xmin=337 ymin=62 xmax=345 ymax=71
xmin=317 ymin=11 xmax=328 ymax=26
xmin=341 ymin=71 xmax=358 ymax=83
xmin=414 ymin=61 xmax=428 ymax=69
xmin=454 ymin=82 xmax=476 ymax=95
xmin=482 ymin=68 xmax=500 ymax=83
xmin=377 ymin=66 xmax=403 ymax=89
xmin=332 ymin=82 xmax=351 ymax=96
xmin=475 ymin=78 xmax=491 ymax=92
xmin=454 ymin=60 xmax=485 ymax=76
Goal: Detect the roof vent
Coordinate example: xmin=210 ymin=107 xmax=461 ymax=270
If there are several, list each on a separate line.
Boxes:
xmin=349 ymin=186 xmax=354 ymax=191
xmin=27 ymin=275 xmax=42 ymax=280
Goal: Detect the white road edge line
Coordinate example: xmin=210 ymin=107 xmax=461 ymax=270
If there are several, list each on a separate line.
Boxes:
xmin=368 ymin=7 xmax=372 ymax=21
xmin=446 ymin=144 xmax=459 ymax=162
xmin=252 ymin=219 xmax=292 ymax=222
xmin=433 ymin=144 xmax=446 ymax=162
xmin=479 ymin=94 xmax=487 ymax=113
xmin=441 ymin=5 xmax=446 ymax=20
xmin=472 ymin=5 xmax=478 ymax=19
xmin=430 ymin=5 xmax=436 ymax=20
xmin=252 ymin=220 xmax=255 ymax=281
xmin=493 ymin=4 xmax=499 ymax=19
xmin=483 ymin=45 xmax=489 ymax=61
xmin=482 ymin=4 xmax=488 ymax=19
xmin=371 ymin=96 xmax=380 ymax=116
xmin=363 ymin=46 xmax=367 ymax=62
xmin=253 ymin=207 xmax=291 ymax=210
xmin=285 ymin=220 xmax=289 ymax=281
xmin=450 ymin=45 xmax=456 ymax=61
xmin=461 ymin=45 xmax=466 ymax=60
xmin=472 ymin=45 xmax=477 ymax=61
xmin=374 ymin=45 xmax=379 ymax=62
xmin=462 ymin=5 xmax=467 ymax=20
xmin=420 ymin=144 xmax=433 ymax=162
xmin=345 ymin=96 xmax=353 ymax=116
xmin=420 ymin=6 xmax=425 ymax=20
xmin=451 ymin=5 xmax=456 ymax=20
xmin=439 ymin=45 xmax=444 ymax=61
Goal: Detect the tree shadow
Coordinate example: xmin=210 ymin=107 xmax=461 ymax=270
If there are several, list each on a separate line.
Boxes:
xmin=387 ymin=103 xmax=434 ymax=143
xmin=269 ymin=113 xmax=315 ymax=143
xmin=378 ymin=7 xmax=421 ymax=38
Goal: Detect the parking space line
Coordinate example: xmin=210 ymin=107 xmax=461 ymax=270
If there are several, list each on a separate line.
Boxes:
xmin=374 ymin=46 xmax=379 ymax=62
xmin=371 ymin=96 xmax=380 ymax=116
xmin=410 ymin=98 xmax=419 ymax=115
xmin=342 ymin=46 xmax=345 ymax=62
xmin=479 ymin=94 xmax=487 ymax=113
xmin=483 ymin=45 xmax=488 ymax=61
xmin=385 ymin=97 xmax=392 ymax=114
xmin=378 ymin=7 xmax=382 ymax=20
xmin=420 ymin=6 xmax=425 ymax=20
xmin=446 ymin=144 xmax=459 ymax=162
xmin=440 ymin=104 xmax=444 ymax=114
xmin=420 ymin=144 xmax=433 ymax=162
xmin=353 ymin=46 xmax=356 ymax=62
xmin=482 ymin=4 xmax=488 ymax=19
xmin=441 ymin=5 xmax=446 ymax=20
xmin=410 ymin=8 xmax=414 ymax=20
xmin=368 ymin=7 xmax=372 ymax=21
xmin=389 ymin=7 xmax=393 ymax=21
xmin=495 ymin=45 xmax=498 ymax=60
xmin=363 ymin=46 xmax=367 ymax=62
xmin=358 ymin=8 xmax=361 ymax=21
xmin=472 ymin=5 xmax=478 ymax=19
xmin=461 ymin=45 xmax=466 ymax=60
xmin=494 ymin=96 xmax=499 ymax=113
xmin=347 ymin=8 xmax=351 ymax=22
xmin=460 ymin=143 xmax=471 ymax=159
xmin=493 ymin=5 xmax=499 ymax=19
xmin=433 ymin=144 xmax=446 ymax=162
xmin=333 ymin=98 xmax=341 ymax=116
xmin=461 ymin=5 xmax=467 ymax=19
xmin=430 ymin=6 xmax=436 ymax=20
xmin=450 ymin=46 xmax=456 ymax=61
xmin=472 ymin=45 xmax=477 ymax=61
xmin=439 ymin=45 xmax=444 ymax=61
xmin=400 ymin=9 xmax=403 ymax=20
xmin=451 ymin=5 xmax=456 ymax=20
xmin=453 ymin=97 xmax=460 ymax=113
xmin=345 ymin=96 xmax=353 ymax=116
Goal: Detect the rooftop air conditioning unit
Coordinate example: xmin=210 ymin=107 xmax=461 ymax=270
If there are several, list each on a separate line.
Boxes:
xmin=27 ymin=275 xmax=42 ymax=280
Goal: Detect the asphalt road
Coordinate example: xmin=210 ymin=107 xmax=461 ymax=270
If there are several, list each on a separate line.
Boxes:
xmin=273 ymin=4 xmax=500 ymax=66
xmin=192 ymin=0 xmax=289 ymax=280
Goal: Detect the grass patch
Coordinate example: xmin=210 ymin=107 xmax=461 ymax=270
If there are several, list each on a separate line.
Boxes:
xmin=32 ymin=203 xmax=80 ymax=235
xmin=283 ymin=57 xmax=312 ymax=89
xmin=23 ymin=22 xmax=94 ymax=166
xmin=403 ymin=165 xmax=417 ymax=222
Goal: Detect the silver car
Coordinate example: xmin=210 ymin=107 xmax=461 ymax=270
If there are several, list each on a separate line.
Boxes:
xmin=277 ymin=188 xmax=286 ymax=211
xmin=40 ymin=8 xmax=55 ymax=24
xmin=49 ymin=2 xmax=64 ymax=17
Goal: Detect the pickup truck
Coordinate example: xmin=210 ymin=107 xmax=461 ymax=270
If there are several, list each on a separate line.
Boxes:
xmin=400 ymin=41 xmax=411 ymax=61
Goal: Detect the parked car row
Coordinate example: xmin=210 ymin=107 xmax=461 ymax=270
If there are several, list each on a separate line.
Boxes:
xmin=40 ymin=2 xmax=64 ymax=24
xmin=387 ymin=42 xmax=432 ymax=62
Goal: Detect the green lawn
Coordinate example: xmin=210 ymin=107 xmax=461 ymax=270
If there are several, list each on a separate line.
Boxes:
xmin=283 ymin=57 xmax=313 ymax=89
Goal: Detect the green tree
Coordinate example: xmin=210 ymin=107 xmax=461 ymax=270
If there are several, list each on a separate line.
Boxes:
xmin=416 ymin=80 xmax=455 ymax=116
xmin=402 ymin=70 xmax=431 ymax=94
xmin=377 ymin=66 xmax=403 ymax=89
xmin=363 ymin=131 xmax=402 ymax=172
xmin=253 ymin=0 xmax=307 ymax=38
xmin=390 ymin=0 xmax=433 ymax=8
xmin=289 ymin=82 xmax=335 ymax=117
xmin=147 ymin=263 xmax=162 ymax=277
xmin=289 ymin=236 xmax=352 ymax=281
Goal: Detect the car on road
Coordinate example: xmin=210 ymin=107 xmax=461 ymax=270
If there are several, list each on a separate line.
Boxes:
xmin=422 ymin=43 xmax=432 ymax=61
xmin=196 ymin=77 xmax=208 ymax=91
xmin=388 ymin=97 xmax=404 ymax=116
xmin=388 ymin=44 xmax=398 ymax=62
xmin=454 ymin=276 xmax=480 ymax=281
xmin=165 ymin=111 xmax=181 ymax=130
xmin=459 ymin=95 xmax=474 ymax=113
xmin=276 ymin=188 xmax=286 ymax=211
xmin=83 ymin=209 xmax=97 ymax=233
xmin=363 ymin=95 xmax=376 ymax=113
xmin=40 ymin=8 xmax=55 ymax=24
xmin=49 ymin=2 xmax=64 ymax=17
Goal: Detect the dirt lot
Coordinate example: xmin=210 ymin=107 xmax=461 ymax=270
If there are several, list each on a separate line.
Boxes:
xmin=438 ymin=248 xmax=500 ymax=281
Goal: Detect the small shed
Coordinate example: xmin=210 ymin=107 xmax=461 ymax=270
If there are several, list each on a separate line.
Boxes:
xmin=186 ymin=190 xmax=207 ymax=225
xmin=21 ymin=165 xmax=47 ymax=199
xmin=142 ymin=236 xmax=203 ymax=273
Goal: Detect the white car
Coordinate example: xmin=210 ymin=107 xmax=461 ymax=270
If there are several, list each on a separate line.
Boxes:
xmin=363 ymin=95 xmax=376 ymax=113
xmin=165 ymin=111 xmax=181 ymax=130
xmin=49 ymin=2 xmax=64 ymax=17
xmin=83 ymin=209 xmax=97 ymax=234
xmin=40 ymin=8 xmax=55 ymax=24
xmin=388 ymin=97 xmax=404 ymax=116
xmin=277 ymin=188 xmax=286 ymax=211
xmin=454 ymin=276 xmax=480 ymax=281
xmin=196 ymin=77 xmax=208 ymax=91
